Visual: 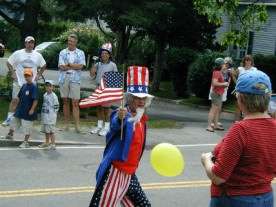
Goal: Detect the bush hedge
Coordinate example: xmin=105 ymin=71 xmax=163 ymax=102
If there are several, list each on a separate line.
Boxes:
xmin=254 ymin=54 xmax=276 ymax=92
xmin=167 ymin=47 xmax=198 ymax=97
xmin=187 ymin=51 xmax=224 ymax=99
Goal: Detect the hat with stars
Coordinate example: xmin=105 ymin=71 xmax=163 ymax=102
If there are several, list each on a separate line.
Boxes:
xmin=127 ymin=66 xmax=154 ymax=98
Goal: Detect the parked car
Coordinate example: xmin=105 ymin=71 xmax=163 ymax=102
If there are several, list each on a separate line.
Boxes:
xmin=35 ymin=41 xmax=57 ymax=53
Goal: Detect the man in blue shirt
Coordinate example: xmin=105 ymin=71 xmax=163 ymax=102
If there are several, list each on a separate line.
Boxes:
xmin=5 ymin=68 xmax=38 ymax=148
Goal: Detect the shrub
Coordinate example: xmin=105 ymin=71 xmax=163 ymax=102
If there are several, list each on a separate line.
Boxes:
xmin=37 ymin=21 xmax=72 ymax=43
xmin=187 ymin=51 xmax=224 ymax=99
xmin=41 ymin=43 xmax=65 ymax=69
xmin=167 ymin=47 xmax=198 ymax=97
xmin=253 ymin=54 xmax=276 ymax=92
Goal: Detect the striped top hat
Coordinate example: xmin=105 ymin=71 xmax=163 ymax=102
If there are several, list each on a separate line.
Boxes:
xmin=127 ymin=66 xmax=154 ymax=98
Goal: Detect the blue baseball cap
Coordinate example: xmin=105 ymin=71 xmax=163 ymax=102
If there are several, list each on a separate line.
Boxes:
xmin=235 ymin=70 xmax=271 ymax=95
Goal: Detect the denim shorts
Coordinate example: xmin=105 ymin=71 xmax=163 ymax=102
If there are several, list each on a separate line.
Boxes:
xmin=210 ymin=191 xmax=273 ymax=207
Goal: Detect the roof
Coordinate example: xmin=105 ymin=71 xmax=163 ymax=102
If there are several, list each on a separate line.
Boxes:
xmin=239 ymin=0 xmax=276 ymax=6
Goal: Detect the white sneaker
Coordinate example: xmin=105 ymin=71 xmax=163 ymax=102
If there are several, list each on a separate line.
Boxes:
xmin=38 ymin=143 xmax=49 ymax=148
xmin=90 ymin=127 xmax=102 ymax=134
xmin=2 ymin=117 xmax=12 ymax=127
xmin=19 ymin=141 xmax=30 ymax=148
xmin=98 ymin=128 xmax=109 ymax=136
xmin=49 ymin=144 xmax=56 ymax=150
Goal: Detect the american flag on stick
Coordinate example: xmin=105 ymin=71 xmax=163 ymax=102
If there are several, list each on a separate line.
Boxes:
xmin=79 ymin=71 xmax=123 ymax=108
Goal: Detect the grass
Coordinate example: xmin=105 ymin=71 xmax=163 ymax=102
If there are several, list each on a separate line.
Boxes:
xmin=222 ymin=100 xmax=236 ymax=113
xmin=4 ymin=50 xmax=11 ymax=58
xmin=148 ymin=119 xmax=177 ymax=129
xmin=0 ymin=97 xmax=10 ymax=121
xmin=180 ymin=96 xmax=209 ymax=106
xmin=151 ymin=81 xmax=178 ymax=99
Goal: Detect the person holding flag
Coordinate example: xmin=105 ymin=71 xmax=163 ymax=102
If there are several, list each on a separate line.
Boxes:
xmin=88 ymin=66 xmax=153 ymax=207
xmin=89 ymin=43 xmax=118 ymax=136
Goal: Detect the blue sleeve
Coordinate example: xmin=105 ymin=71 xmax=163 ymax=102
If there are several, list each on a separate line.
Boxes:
xmin=32 ymin=85 xmax=38 ymax=100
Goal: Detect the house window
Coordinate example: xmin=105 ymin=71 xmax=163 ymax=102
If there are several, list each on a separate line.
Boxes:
xmin=247 ymin=31 xmax=254 ymax=54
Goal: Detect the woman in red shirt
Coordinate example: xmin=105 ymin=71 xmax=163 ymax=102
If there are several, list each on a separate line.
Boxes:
xmin=206 ymin=58 xmax=229 ymax=132
xmin=202 ymin=70 xmax=276 ymax=207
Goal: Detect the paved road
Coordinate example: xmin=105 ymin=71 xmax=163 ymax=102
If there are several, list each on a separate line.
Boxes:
xmin=1 ymin=97 xmax=275 ymax=206
xmin=0 ymin=143 xmax=215 ymax=206
xmin=1 ymin=144 xmax=276 ymax=207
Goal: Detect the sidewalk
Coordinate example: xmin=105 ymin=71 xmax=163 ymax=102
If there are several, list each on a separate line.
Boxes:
xmin=0 ymin=99 xmax=235 ymax=148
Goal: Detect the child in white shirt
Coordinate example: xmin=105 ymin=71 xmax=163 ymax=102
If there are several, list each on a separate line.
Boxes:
xmin=39 ymin=80 xmax=59 ymax=149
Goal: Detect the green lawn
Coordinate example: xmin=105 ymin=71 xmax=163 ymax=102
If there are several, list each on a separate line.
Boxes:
xmin=151 ymin=81 xmax=178 ymax=99
xmin=0 ymin=97 xmax=9 ymax=121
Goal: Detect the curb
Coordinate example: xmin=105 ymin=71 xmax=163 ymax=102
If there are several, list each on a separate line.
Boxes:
xmin=0 ymin=139 xmax=97 ymax=147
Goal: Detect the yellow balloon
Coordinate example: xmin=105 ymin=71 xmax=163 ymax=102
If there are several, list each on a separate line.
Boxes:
xmin=150 ymin=143 xmax=185 ymax=177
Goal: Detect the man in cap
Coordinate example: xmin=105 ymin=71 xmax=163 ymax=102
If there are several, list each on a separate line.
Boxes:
xmin=58 ymin=34 xmax=85 ymax=133
xmin=90 ymin=42 xmax=118 ymax=136
xmin=202 ymin=70 xmax=276 ymax=207
xmin=89 ymin=66 xmax=152 ymax=207
xmin=2 ymin=36 xmax=46 ymax=126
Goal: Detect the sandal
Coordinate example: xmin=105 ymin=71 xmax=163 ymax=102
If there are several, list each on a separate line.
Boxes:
xmin=214 ymin=126 xmax=224 ymax=131
xmin=206 ymin=128 xmax=214 ymax=132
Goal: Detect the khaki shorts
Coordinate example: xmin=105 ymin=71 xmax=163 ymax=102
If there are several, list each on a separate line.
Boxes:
xmin=10 ymin=117 xmax=33 ymax=135
xmin=210 ymin=92 xmax=223 ymax=106
xmin=12 ymin=82 xmax=21 ymax=99
xmin=59 ymin=76 xmax=80 ymax=99
xmin=41 ymin=124 xmax=55 ymax=134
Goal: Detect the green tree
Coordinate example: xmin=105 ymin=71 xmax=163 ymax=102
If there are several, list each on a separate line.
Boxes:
xmin=55 ymin=0 xmax=218 ymax=92
xmin=124 ymin=0 xmax=217 ymax=91
xmin=0 ymin=0 xmax=43 ymax=43
xmin=193 ymin=0 xmax=268 ymax=47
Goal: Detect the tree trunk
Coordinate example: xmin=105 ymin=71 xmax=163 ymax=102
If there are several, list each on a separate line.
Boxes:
xmin=115 ymin=26 xmax=131 ymax=65
xmin=20 ymin=0 xmax=40 ymax=44
xmin=151 ymin=39 xmax=166 ymax=92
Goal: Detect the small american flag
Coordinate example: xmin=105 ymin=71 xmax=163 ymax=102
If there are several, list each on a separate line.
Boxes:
xmin=79 ymin=71 xmax=123 ymax=108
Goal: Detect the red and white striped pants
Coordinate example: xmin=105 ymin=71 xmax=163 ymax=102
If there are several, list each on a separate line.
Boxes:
xmin=89 ymin=165 xmax=151 ymax=207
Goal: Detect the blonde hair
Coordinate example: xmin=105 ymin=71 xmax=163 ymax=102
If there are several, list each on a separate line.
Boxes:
xmin=238 ymin=93 xmax=270 ymax=113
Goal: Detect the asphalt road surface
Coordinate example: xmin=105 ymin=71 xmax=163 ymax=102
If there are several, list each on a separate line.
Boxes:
xmin=1 ymin=144 xmax=276 ymax=207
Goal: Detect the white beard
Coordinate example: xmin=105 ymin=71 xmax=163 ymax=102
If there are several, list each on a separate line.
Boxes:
xmin=128 ymin=107 xmax=145 ymax=124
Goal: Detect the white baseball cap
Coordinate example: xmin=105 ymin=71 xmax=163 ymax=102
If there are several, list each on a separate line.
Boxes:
xmin=25 ymin=36 xmax=35 ymax=42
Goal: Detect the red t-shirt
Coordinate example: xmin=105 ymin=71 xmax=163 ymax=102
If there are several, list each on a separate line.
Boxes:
xmin=112 ymin=115 xmax=147 ymax=174
xmin=211 ymin=118 xmax=276 ymax=196
xmin=212 ymin=70 xmax=225 ymax=95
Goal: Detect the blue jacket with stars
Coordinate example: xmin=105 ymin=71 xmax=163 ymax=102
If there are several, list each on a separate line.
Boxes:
xmin=95 ymin=110 xmax=147 ymax=187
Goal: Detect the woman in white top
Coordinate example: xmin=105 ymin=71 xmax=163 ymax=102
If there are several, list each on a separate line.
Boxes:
xmin=233 ymin=55 xmax=257 ymax=121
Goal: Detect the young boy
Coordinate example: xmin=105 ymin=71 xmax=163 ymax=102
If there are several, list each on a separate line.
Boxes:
xmin=5 ymin=68 xmax=38 ymax=148
xmin=38 ymin=80 xmax=59 ymax=150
